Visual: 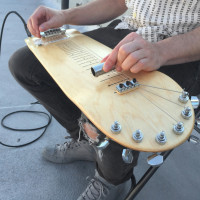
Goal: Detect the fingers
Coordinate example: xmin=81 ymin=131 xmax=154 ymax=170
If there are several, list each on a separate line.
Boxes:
xmin=121 ymin=49 xmax=146 ymax=71
xmin=27 ymin=18 xmax=37 ymax=37
xmin=103 ymin=32 xmax=137 ymax=72
xmin=115 ymin=41 xmax=141 ymax=71
xmin=130 ymin=58 xmax=147 ymax=73
xmin=27 ymin=6 xmax=50 ymax=37
xmin=101 ymin=54 xmax=110 ymax=63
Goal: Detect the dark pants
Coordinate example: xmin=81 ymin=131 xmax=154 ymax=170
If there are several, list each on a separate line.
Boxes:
xmin=8 ymin=21 xmax=200 ymax=185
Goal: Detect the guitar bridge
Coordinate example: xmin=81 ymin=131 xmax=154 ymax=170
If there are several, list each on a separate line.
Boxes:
xmin=116 ymin=78 xmax=140 ymax=94
xmin=33 ymin=27 xmax=70 ymax=46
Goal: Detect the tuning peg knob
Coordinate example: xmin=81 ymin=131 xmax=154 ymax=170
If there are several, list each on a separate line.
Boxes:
xmin=122 ymin=149 xmax=133 ymax=164
xmin=188 ymin=135 xmax=200 ymax=145
xmin=147 ymin=153 xmax=164 ymax=167
xmin=96 ymin=137 xmax=109 ymax=150
xmin=191 ymin=96 xmax=200 ymax=109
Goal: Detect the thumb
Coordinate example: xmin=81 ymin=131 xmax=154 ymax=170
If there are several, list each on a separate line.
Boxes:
xmin=39 ymin=19 xmax=55 ymax=32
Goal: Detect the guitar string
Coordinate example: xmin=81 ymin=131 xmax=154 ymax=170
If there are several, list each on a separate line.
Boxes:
xmin=97 ymin=68 xmax=183 ymax=94
xmin=139 ymin=92 xmax=179 ymax=123
xmin=140 ymin=88 xmax=184 ymax=108
xmin=58 ymin=41 xmax=184 ymax=127
xmin=105 ymin=71 xmax=184 ymax=123
xmin=100 ymin=74 xmax=123 ymax=82
xmin=138 ymin=83 xmax=182 ymax=93
xmin=58 ymin=41 xmax=183 ymax=94
xmin=102 ymin=72 xmax=183 ymax=93
xmin=107 ymin=70 xmax=130 ymax=86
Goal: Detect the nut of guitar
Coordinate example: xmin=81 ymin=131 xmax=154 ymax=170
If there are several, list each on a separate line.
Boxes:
xmin=33 ymin=27 xmax=70 ymax=46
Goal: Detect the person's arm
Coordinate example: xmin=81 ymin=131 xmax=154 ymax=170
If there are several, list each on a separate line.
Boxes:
xmin=103 ymin=27 xmax=200 ymax=73
xmin=63 ymin=0 xmax=127 ymax=25
xmin=157 ymin=27 xmax=200 ymax=65
xmin=28 ymin=0 xmax=127 ymax=38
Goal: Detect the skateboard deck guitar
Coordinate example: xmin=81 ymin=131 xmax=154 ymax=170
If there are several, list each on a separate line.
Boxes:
xmin=25 ymin=29 xmax=195 ymax=152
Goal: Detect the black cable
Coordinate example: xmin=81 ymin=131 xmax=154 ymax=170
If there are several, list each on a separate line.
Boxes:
xmin=0 ymin=11 xmax=31 ymax=55
xmin=0 ymin=108 xmax=52 ymax=148
xmin=0 ymin=12 xmax=52 ymax=148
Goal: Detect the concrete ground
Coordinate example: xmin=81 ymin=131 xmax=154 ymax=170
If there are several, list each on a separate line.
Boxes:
xmin=0 ymin=0 xmax=200 ymax=199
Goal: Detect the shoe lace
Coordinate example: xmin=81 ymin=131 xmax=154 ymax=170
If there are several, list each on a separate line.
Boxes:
xmin=82 ymin=177 xmax=109 ymax=200
xmin=56 ymin=136 xmax=80 ymax=152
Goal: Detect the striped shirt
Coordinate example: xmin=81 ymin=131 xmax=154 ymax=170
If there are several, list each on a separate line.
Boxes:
xmin=115 ymin=0 xmax=200 ymax=42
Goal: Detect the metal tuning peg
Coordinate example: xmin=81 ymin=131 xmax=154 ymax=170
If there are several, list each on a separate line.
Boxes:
xmin=196 ymin=118 xmax=200 ymax=129
xmin=188 ymin=135 xmax=200 ymax=145
xmin=155 ymin=131 xmax=167 ymax=145
xmin=132 ymin=129 xmax=143 ymax=143
xmin=111 ymin=121 xmax=121 ymax=134
xmin=147 ymin=153 xmax=164 ymax=167
xmin=179 ymin=90 xmax=189 ymax=103
xmin=181 ymin=106 xmax=192 ymax=119
xmin=96 ymin=137 xmax=110 ymax=150
xmin=122 ymin=149 xmax=133 ymax=164
xmin=191 ymin=96 xmax=200 ymax=109
xmin=173 ymin=122 xmax=184 ymax=135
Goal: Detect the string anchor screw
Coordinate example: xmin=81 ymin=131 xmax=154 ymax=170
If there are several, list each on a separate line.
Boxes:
xmin=111 ymin=121 xmax=121 ymax=134
xmin=132 ymin=129 xmax=143 ymax=143
xmin=173 ymin=122 xmax=184 ymax=135
xmin=156 ymin=131 xmax=167 ymax=145
xmin=181 ymin=106 xmax=192 ymax=119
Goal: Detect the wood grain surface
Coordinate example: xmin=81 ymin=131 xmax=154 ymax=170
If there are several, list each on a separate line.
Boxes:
xmin=25 ymin=29 xmax=195 ymax=152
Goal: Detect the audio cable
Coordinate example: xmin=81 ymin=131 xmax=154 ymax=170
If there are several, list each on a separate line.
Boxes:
xmin=0 ymin=11 xmax=52 ymax=147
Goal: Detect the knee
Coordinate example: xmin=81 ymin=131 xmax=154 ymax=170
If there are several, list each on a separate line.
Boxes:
xmin=9 ymin=46 xmax=33 ymax=82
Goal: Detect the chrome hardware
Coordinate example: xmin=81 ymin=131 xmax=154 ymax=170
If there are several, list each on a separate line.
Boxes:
xmin=179 ymin=90 xmax=189 ymax=103
xmin=116 ymin=78 xmax=140 ymax=94
xmin=147 ymin=153 xmax=164 ymax=167
xmin=91 ymin=62 xmax=115 ymax=77
xmin=155 ymin=131 xmax=167 ymax=145
xmin=196 ymin=118 xmax=200 ymax=128
xmin=34 ymin=27 xmax=69 ymax=46
xmin=111 ymin=121 xmax=121 ymax=134
xmin=191 ymin=96 xmax=200 ymax=109
xmin=40 ymin=27 xmax=66 ymax=38
xmin=181 ymin=106 xmax=192 ymax=119
xmin=122 ymin=149 xmax=133 ymax=164
xmin=96 ymin=137 xmax=110 ymax=150
xmin=188 ymin=135 xmax=200 ymax=145
xmin=173 ymin=122 xmax=184 ymax=135
xmin=132 ymin=129 xmax=143 ymax=143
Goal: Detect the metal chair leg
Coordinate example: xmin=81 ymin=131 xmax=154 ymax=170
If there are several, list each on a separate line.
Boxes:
xmin=124 ymin=150 xmax=173 ymax=200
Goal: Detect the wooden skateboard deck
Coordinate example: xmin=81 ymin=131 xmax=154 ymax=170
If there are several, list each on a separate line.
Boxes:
xmin=25 ymin=29 xmax=195 ymax=152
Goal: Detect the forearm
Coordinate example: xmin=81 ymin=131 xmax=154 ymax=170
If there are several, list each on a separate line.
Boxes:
xmin=157 ymin=27 xmax=200 ymax=66
xmin=62 ymin=0 xmax=127 ymax=25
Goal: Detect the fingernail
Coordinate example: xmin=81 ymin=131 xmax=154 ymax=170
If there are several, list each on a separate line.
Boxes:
xmin=39 ymin=25 xmax=45 ymax=31
xmin=116 ymin=66 xmax=122 ymax=71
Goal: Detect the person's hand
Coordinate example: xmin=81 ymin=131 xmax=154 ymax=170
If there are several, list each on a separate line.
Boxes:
xmin=102 ymin=32 xmax=164 ymax=73
xmin=27 ymin=6 xmax=65 ymax=38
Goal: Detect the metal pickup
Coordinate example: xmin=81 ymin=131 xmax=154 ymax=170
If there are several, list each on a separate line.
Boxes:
xmin=116 ymin=78 xmax=140 ymax=95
